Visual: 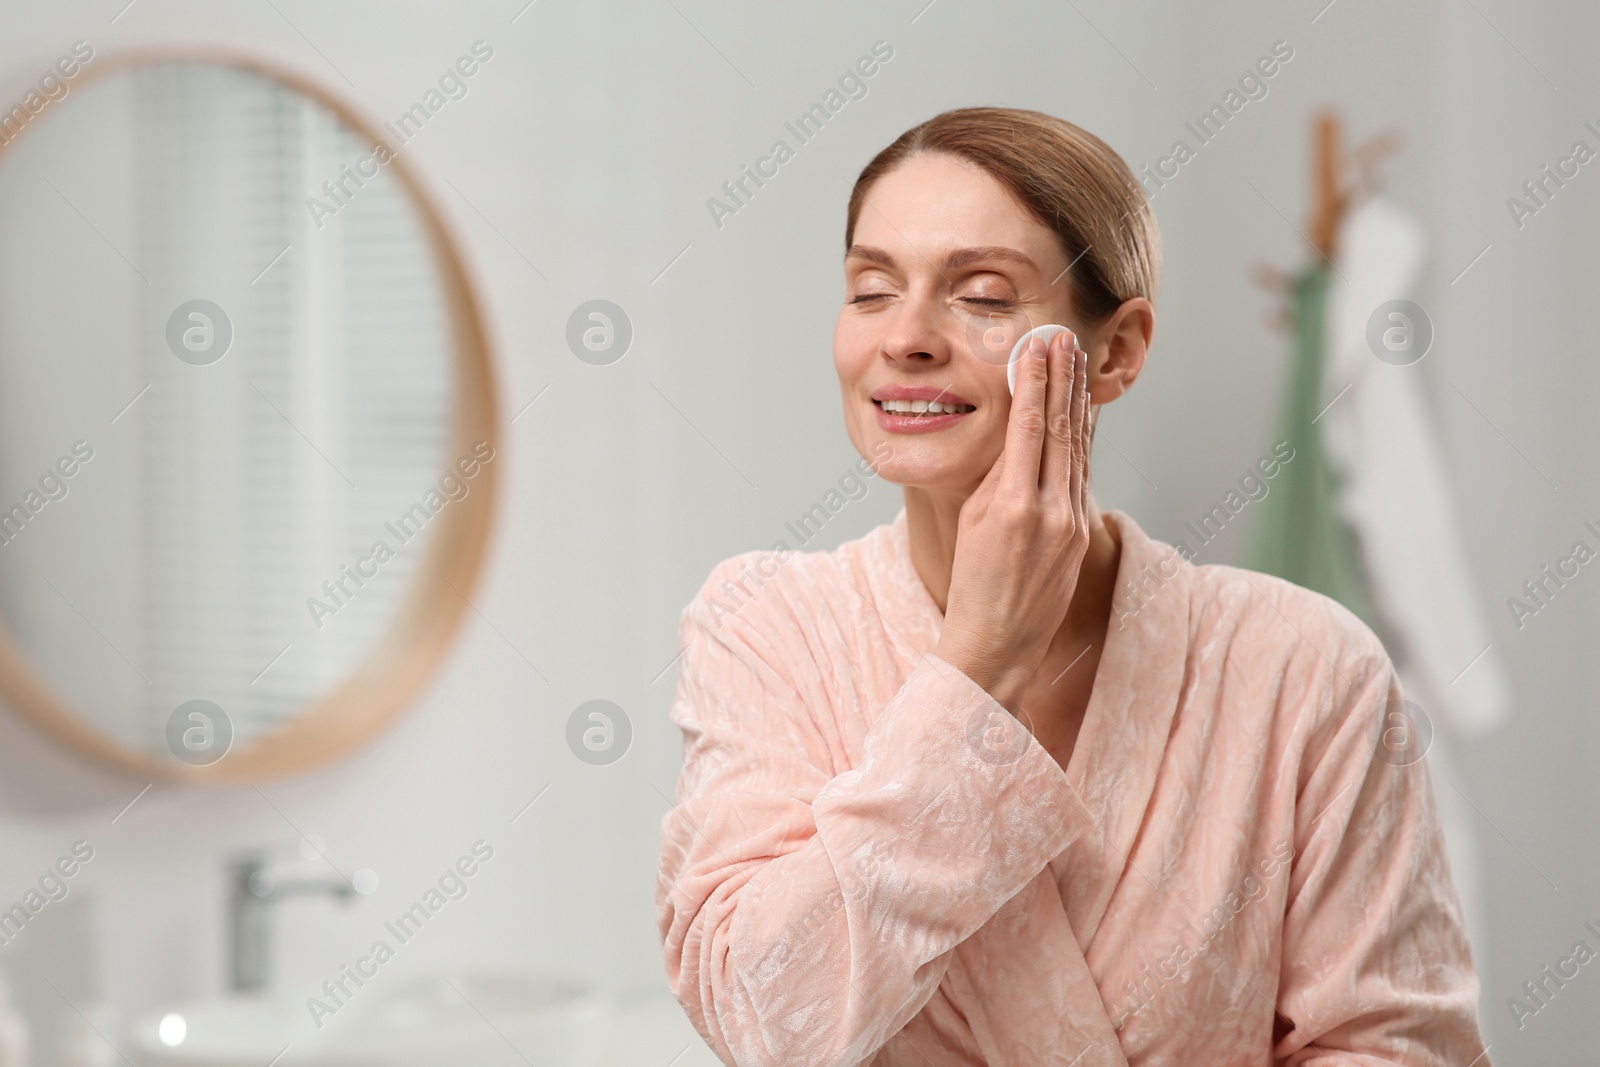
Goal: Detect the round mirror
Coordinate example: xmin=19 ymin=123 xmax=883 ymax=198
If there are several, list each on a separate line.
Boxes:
xmin=0 ymin=47 xmax=499 ymax=781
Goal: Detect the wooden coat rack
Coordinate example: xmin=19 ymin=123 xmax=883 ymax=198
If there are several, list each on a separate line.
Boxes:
xmin=1252 ymin=109 xmax=1405 ymax=327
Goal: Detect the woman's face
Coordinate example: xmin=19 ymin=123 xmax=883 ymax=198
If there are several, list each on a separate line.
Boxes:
xmin=834 ymin=151 xmax=1083 ymax=492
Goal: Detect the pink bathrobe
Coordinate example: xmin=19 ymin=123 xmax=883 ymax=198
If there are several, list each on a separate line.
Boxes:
xmin=657 ymin=507 xmax=1489 ymax=1066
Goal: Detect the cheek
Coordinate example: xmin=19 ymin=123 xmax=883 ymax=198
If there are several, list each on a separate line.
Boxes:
xmin=832 ymin=317 xmax=872 ymax=381
xmin=833 ymin=330 xmax=872 ymax=446
xmin=967 ymin=314 xmax=1031 ymax=371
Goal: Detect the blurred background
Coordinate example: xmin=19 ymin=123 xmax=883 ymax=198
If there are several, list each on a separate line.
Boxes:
xmin=0 ymin=0 xmax=1593 ymax=1064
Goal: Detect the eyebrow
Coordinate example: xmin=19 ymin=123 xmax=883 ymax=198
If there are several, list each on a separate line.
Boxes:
xmin=844 ymin=244 xmax=1040 ymax=273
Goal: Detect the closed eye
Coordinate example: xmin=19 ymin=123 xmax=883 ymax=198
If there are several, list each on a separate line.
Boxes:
xmin=849 ymin=294 xmax=1013 ymax=307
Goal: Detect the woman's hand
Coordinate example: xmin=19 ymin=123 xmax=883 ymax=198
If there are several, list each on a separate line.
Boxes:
xmin=933 ymin=330 xmax=1092 ymax=710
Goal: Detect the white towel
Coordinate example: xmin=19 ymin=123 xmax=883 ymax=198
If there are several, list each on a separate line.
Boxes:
xmin=1320 ymin=196 xmax=1513 ymax=739
xmin=1319 ymin=197 xmax=1511 ymax=1002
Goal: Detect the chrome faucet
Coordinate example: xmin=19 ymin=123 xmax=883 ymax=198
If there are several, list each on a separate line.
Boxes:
xmin=228 ymin=850 xmax=356 ymax=992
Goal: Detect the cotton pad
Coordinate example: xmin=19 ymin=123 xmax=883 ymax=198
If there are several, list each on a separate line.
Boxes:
xmin=1006 ymin=323 xmax=1076 ymax=397
xmin=1004 ymin=323 xmax=1081 ymax=398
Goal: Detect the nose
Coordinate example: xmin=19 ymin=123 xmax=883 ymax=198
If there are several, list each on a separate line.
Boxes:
xmin=875 ymin=293 xmax=954 ymax=371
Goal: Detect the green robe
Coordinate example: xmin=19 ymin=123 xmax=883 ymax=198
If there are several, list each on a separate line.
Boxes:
xmin=1246 ymin=264 xmax=1377 ymax=628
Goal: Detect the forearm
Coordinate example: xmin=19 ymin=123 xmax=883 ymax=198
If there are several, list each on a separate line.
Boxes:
xmin=660 ymin=654 xmax=1080 ymax=1067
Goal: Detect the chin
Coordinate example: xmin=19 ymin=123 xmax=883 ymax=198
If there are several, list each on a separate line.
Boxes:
xmin=861 ymin=434 xmax=993 ymax=491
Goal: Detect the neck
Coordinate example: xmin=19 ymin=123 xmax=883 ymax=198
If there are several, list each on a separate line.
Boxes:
xmin=904 ymin=483 xmax=1122 ymax=646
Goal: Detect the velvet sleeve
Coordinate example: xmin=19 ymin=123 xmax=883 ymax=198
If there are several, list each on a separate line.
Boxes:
xmin=1274 ymin=644 xmax=1491 ymax=1066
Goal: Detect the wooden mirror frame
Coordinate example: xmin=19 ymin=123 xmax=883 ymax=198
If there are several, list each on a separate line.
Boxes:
xmin=0 ymin=43 xmax=500 ymax=782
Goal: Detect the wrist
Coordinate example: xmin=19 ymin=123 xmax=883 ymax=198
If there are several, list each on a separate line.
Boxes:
xmin=934 ymin=639 xmax=1029 ymax=709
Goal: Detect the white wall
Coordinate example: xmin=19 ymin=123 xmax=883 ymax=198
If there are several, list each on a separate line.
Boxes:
xmin=0 ymin=1 xmax=1592 ymax=1063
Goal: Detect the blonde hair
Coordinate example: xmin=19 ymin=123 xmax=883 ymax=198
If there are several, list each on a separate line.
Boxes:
xmin=845 ymin=106 xmax=1160 ymax=326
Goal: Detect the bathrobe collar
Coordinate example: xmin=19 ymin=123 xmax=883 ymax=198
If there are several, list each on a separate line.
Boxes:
xmin=884 ymin=506 xmax=1193 ymax=947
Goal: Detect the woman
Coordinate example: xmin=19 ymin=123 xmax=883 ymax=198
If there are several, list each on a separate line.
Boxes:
xmin=656 ymin=107 xmax=1488 ymax=1066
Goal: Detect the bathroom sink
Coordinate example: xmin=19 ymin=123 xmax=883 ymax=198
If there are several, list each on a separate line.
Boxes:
xmin=129 ymin=972 xmax=606 ymax=1066
xmin=129 ymin=995 xmax=330 ymax=1066
xmin=333 ymin=973 xmax=606 ymax=1065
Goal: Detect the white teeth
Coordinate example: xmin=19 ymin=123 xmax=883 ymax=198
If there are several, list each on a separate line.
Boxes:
xmin=880 ymin=398 xmax=974 ymax=415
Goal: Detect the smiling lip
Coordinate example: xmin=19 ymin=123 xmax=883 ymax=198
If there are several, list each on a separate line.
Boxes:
xmin=870 ymin=383 xmax=977 ymax=434
xmin=870 ymin=384 xmax=976 ymax=406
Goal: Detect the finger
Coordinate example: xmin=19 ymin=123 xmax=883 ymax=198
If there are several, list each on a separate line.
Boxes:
xmin=1069 ymin=347 xmax=1089 ymax=527
xmin=1000 ymin=333 xmax=1050 ymax=494
xmin=1038 ymin=330 xmax=1078 ymax=496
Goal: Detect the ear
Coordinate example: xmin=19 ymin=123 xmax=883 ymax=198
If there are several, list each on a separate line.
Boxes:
xmin=1086 ymin=297 xmax=1153 ymax=404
